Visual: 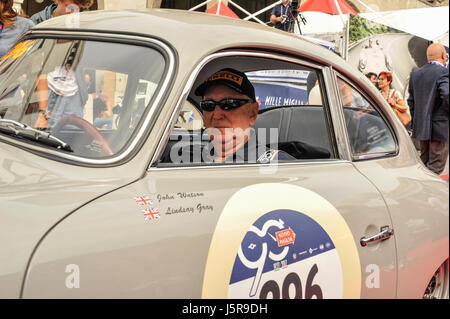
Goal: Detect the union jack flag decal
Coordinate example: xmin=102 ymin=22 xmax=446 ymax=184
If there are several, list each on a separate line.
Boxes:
xmin=134 ymin=196 xmax=153 ymax=206
xmin=142 ymin=208 xmax=160 ymax=221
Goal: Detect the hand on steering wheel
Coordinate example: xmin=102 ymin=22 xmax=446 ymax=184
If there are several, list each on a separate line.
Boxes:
xmin=51 ymin=115 xmax=114 ymax=156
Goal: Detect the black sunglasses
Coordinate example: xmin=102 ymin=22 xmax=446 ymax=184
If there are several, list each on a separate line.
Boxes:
xmin=200 ymin=98 xmax=252 ymax=112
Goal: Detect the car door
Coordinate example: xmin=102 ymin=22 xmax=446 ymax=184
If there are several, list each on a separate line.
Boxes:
xmin=143 ymin=54 xmax=397 ymax=299
xmin=334 ymin=72 xmax=449 ymax=298
xmin=22 ymin=51 xmax=396 ymax=299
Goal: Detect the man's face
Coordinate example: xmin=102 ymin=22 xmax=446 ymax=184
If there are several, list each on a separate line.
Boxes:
xmin=369 ymin=75 xmax=377 ymax=86
xmin=203 ymin=84 xmax=258 ymax=139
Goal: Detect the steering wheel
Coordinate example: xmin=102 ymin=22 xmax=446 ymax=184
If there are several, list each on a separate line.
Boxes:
xmin=52 ymin=116 xmax=114 ymax=156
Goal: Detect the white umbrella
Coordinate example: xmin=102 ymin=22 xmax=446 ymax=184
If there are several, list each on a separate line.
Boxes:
xmin=298 ymin=11 xmax=349 ymax=34
xmin=433 ymin=31 xmax=449 ymax=47
xmin=360 ymin=6 xmax=449 ymax=42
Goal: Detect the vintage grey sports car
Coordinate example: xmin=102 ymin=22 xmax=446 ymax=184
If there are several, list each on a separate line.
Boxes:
xmin=0 ymin=9 xmax=448 ymax=299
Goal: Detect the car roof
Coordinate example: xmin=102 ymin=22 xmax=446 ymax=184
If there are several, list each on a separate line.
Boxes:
xmin=30 ymin=9 xmax=372 ymax=94
xmin=33 ymin=10 xmax=339 ymax=63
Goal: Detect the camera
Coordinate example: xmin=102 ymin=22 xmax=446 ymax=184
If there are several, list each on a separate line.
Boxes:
xmin=291 ymin=0 xmax=307 ymax=25
xmin=277 ymin=0 xmax=307 ymax=34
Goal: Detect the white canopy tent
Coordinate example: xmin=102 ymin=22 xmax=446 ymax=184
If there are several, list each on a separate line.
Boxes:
xmin=297 ymin=11 xmax=349 ymax=34
xmin=433 ymin=31 xmax=449 ymax=47
xmin=359 ymin=6 xmax=449 ymax=45
xmin=190 ymin=1 xmax=449 ymax=57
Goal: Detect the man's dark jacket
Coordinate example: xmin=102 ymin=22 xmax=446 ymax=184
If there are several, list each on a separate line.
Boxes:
xmin=408 ymin=63 xmax=449 ymax=141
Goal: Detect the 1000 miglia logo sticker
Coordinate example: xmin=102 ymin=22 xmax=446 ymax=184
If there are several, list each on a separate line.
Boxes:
xmin=228 ymin=209 xmax=343 ymax=299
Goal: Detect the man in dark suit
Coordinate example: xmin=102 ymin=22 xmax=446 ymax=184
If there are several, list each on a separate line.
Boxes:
xmin=408 ymin=43 xmax=449 ymax=175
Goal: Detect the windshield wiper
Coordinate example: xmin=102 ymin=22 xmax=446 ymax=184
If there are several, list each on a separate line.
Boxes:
xmin=0 ymin=119 xmax=73 ymax=152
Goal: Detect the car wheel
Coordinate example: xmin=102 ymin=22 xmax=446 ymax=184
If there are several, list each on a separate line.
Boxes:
xmin=423 ymin=259 xmax=449 ymax=299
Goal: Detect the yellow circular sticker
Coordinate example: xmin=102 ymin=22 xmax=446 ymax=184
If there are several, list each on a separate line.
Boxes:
xmin=202 ymin=183 xmax=361 ymax=299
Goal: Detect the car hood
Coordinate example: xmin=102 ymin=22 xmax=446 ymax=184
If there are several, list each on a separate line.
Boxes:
xmin=0 ymin=143 xmax=136 ymax=298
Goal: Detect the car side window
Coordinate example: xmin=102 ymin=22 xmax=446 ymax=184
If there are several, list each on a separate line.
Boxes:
xmin=336 ymin=77 xmax=396 ymax=159
xmin=157 ymin=56 xmax=336 ymax=167
xmin=0 ymin=39 xmax=167 ymax=160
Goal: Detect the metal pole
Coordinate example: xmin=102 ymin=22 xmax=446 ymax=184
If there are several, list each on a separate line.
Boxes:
xmin=189 ymin=0 xmax=214 ymax=11
xmin=333 ymin=0 xmax=348 ymax=60
xmin=227 ymin=0 xmax=266 ymax=25
xmin=243 ymin=0 xmax=282 ymax=21
xmin=344 ymin=16 xmax=350 ymax=60
xmin=334 ymin=0 xmax=346 ymax=27
xmin=216 ymin=0 xmax=222 ymax=15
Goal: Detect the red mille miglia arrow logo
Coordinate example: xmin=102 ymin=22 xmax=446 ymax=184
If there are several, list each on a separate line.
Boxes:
xmin=275 ymin=227 xmax=296 ymax=247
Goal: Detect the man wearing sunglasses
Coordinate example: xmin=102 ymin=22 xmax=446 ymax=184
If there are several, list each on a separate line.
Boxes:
xmin=194 ymin=68 xmax=293 ymax=164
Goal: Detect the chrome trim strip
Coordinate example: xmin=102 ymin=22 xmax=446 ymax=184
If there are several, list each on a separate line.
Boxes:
xmin=149 ymin=159 xmax=350 ymax=171
xmin=29 ymin=30 xmax=163 ymax=43
xmin=3 ymin=31 xmax=176 ymax=166
xmin=323 ymin=67 xmax=352 ymax=161
xmin=148 ymin=50 xmax=326 ymax=170
xmin=355 ymin=152 xmax=397 ymax=160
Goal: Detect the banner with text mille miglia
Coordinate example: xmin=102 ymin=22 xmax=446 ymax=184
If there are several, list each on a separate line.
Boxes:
xmin=247 ymin=70 xmax=310 ymax=109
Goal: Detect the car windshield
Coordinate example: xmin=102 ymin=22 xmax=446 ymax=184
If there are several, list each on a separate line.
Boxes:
xmin=0 ymin=38 xmax=166 ymax=159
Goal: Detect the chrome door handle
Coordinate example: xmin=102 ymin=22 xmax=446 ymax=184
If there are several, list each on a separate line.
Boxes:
xmin=360 ymin=226 xmax=394 ymax=247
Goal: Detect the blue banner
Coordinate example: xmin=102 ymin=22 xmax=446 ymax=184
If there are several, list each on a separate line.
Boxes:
xmin=247 ymin=70 xmax=310 ymax=109
xmin=252 ymin=82 xmax=308 ymax=109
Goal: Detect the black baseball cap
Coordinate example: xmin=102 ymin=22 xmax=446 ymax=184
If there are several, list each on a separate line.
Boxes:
xmin=195 ymin=68 xmax=256 ymax=102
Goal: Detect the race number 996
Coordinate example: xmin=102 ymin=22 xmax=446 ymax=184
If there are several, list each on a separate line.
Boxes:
xmin=228 ymin=209 xmax=343 ymax=299
xmin=259 ymin=264 xmax=322 ymax=299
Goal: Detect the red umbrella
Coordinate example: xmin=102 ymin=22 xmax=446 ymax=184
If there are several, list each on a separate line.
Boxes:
xmin=206 ymin=1 xmax=240 ymax=19
xmin=299 ymin=0 xmax=358 ymax=15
